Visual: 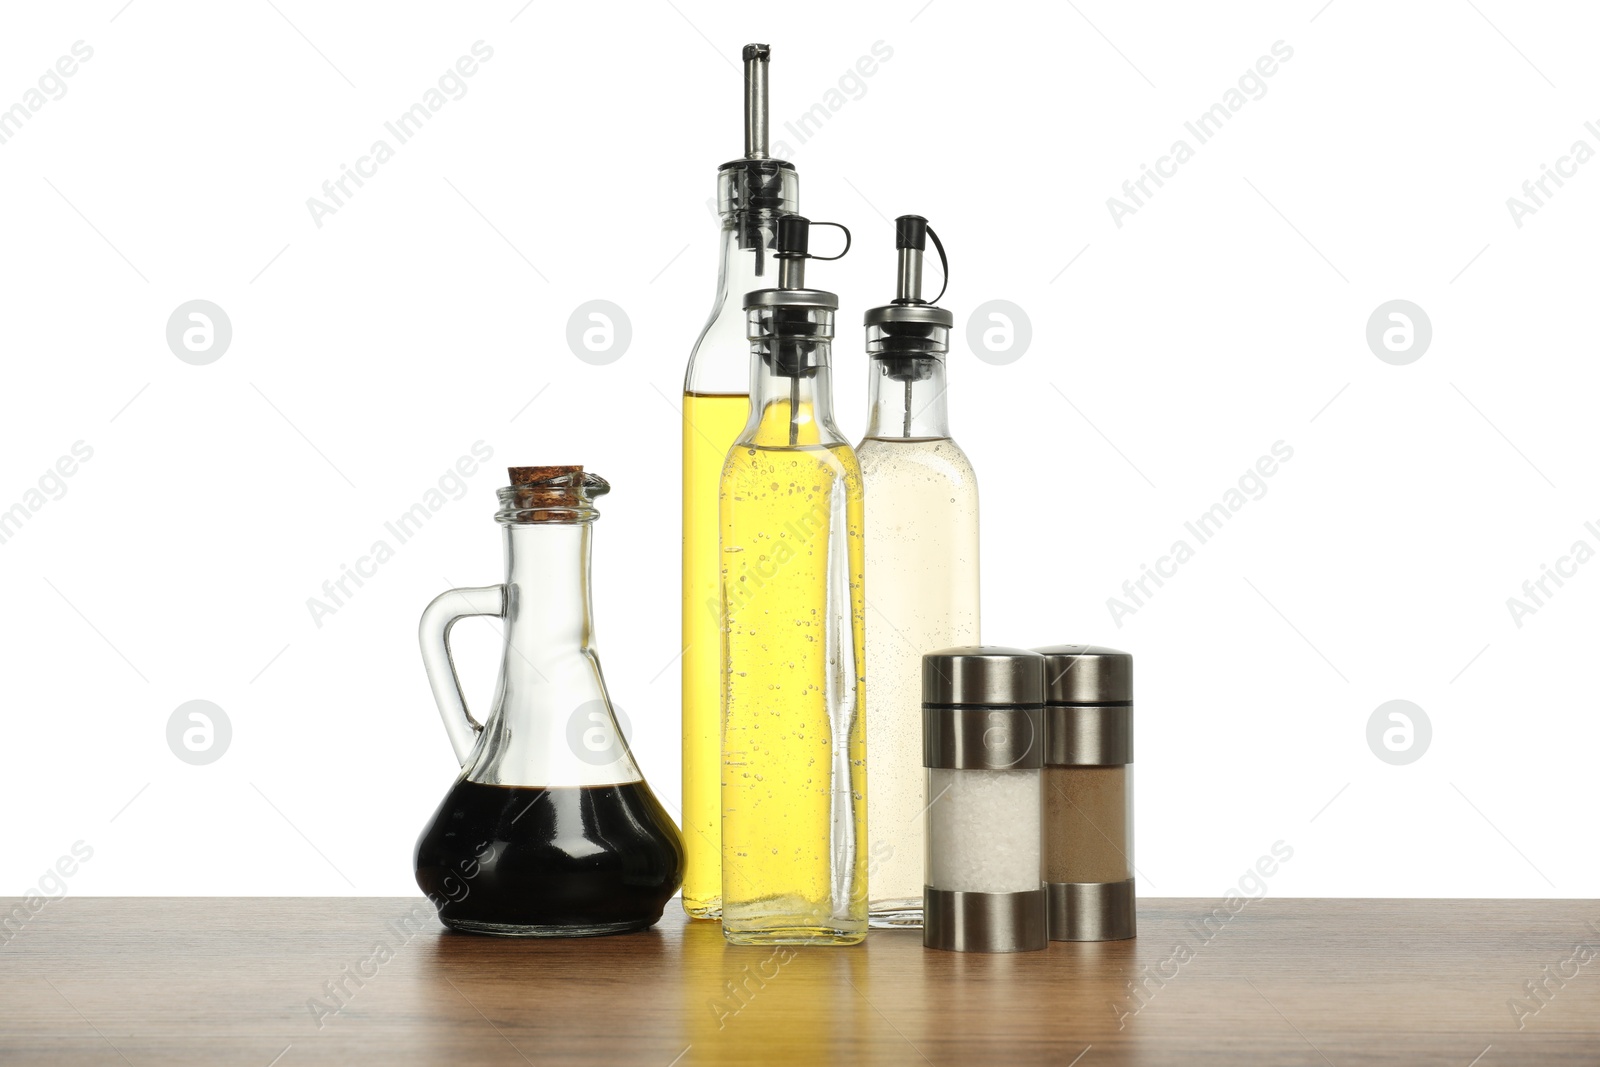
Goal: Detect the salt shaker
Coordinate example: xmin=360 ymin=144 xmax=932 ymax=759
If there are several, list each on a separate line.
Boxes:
xmin=1034 ymin=644 xmax=1136 ymax=941
xmin=921 ymin=647 xmax=1048 ymax=953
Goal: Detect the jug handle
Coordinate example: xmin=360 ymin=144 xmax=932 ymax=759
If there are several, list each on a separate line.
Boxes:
xmin=418 ymin=584 xmax=505 ymax=765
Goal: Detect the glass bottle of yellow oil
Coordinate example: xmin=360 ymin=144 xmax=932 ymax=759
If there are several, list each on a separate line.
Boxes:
xmin=681 ymin=44 xmax=799 ymax=920
xmin=721 ymin=215 xmax=867 ymax=945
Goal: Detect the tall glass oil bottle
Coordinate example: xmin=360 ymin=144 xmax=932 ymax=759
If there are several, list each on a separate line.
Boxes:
xmin=857 ymin=217 xmax=980 ymax=927
xmin=720 ymin=215 xmax=867 ymax=945
xmin=681 ymin=44 xmax=799 ymax=920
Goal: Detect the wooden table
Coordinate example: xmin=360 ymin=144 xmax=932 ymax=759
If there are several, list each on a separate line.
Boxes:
xmin=2 ymin=898 xmax=1595 ymax=1064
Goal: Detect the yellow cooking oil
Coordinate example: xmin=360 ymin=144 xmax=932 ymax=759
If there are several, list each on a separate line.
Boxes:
xmin=719 ymin=394 xmax=867 ymax=945
xmin=681 ymin=391 xmax=749 ymax=920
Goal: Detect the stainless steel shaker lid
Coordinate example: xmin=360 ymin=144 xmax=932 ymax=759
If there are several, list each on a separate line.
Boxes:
xmin=1033 ymin=645 xmax=1133 ymax=704
xmin=922 ymin=646 xmax=1045 ymax=707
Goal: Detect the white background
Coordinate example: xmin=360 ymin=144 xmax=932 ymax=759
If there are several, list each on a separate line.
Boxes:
xmin=1 ymin=0 xmax=1593 ymax=900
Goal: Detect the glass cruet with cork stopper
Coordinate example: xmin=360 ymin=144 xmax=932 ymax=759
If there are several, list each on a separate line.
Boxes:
xmin=857 ymin=215 xmax=981 ymax=928
xmin=413 ymin=466 xmax=684 ymax=937
xmin=680 ymin=43 xmax=799 ymax=922
xmin=719 ymin=214 xmax=868 ymax=946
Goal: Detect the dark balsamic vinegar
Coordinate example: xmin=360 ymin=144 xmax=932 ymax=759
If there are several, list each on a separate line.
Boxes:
xmin=415 ymin=779 xmax=685 ymax=937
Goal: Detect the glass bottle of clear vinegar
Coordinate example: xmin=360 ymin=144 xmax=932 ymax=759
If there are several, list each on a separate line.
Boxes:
xmin=856 ymin=216 xmax=980 ymax=927
xmin=720 ymin=216 xmax=867 ymax=946
xmin=681 ymin=45 xmax=798 ymax=920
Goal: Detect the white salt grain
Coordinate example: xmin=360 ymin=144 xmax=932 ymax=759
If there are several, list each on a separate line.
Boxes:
xmin=926 ymin=768 xmax=1042 ymax=893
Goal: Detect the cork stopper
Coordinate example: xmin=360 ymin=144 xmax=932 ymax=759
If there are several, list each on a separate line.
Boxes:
xmin=508 ymin=465 xmax=582 ymax=486
xmin=498 ymin=465 xmax=606 ymax=521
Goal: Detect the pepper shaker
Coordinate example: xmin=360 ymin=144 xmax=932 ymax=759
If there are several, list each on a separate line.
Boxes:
xmin=1034 ymin=644 xmax=1136 ymax=941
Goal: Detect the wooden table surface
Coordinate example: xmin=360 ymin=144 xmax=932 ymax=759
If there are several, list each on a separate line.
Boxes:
xmin=2 ymin=897 xmax=1596 ymax=1065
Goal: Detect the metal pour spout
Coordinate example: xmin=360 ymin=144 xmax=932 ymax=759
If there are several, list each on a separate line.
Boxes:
xmin=743 ymin=214 xmax=851 ymax=447
xmin=863 ymin=214 xmax=953 ymax=435
xmin=743 ymin=44 xmax=770 ymax=159
xmin=894 ymin=215 xmax=930 ymax=304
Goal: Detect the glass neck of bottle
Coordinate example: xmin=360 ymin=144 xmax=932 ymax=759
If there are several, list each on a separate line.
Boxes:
xmin=745 ymin=356 xmax=843 ymax=448
xmin=717 ymin=213 xmax=784 ymax=317
xmin=465 ymin=519 xmax=641 ymax=787
xmin=864 ymin=356 xmax=951 ymax=440
xmin=501 ymin=523 xmax=594 ymax=675
xmin=687 ymin=212 xmax=786 ymax=397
